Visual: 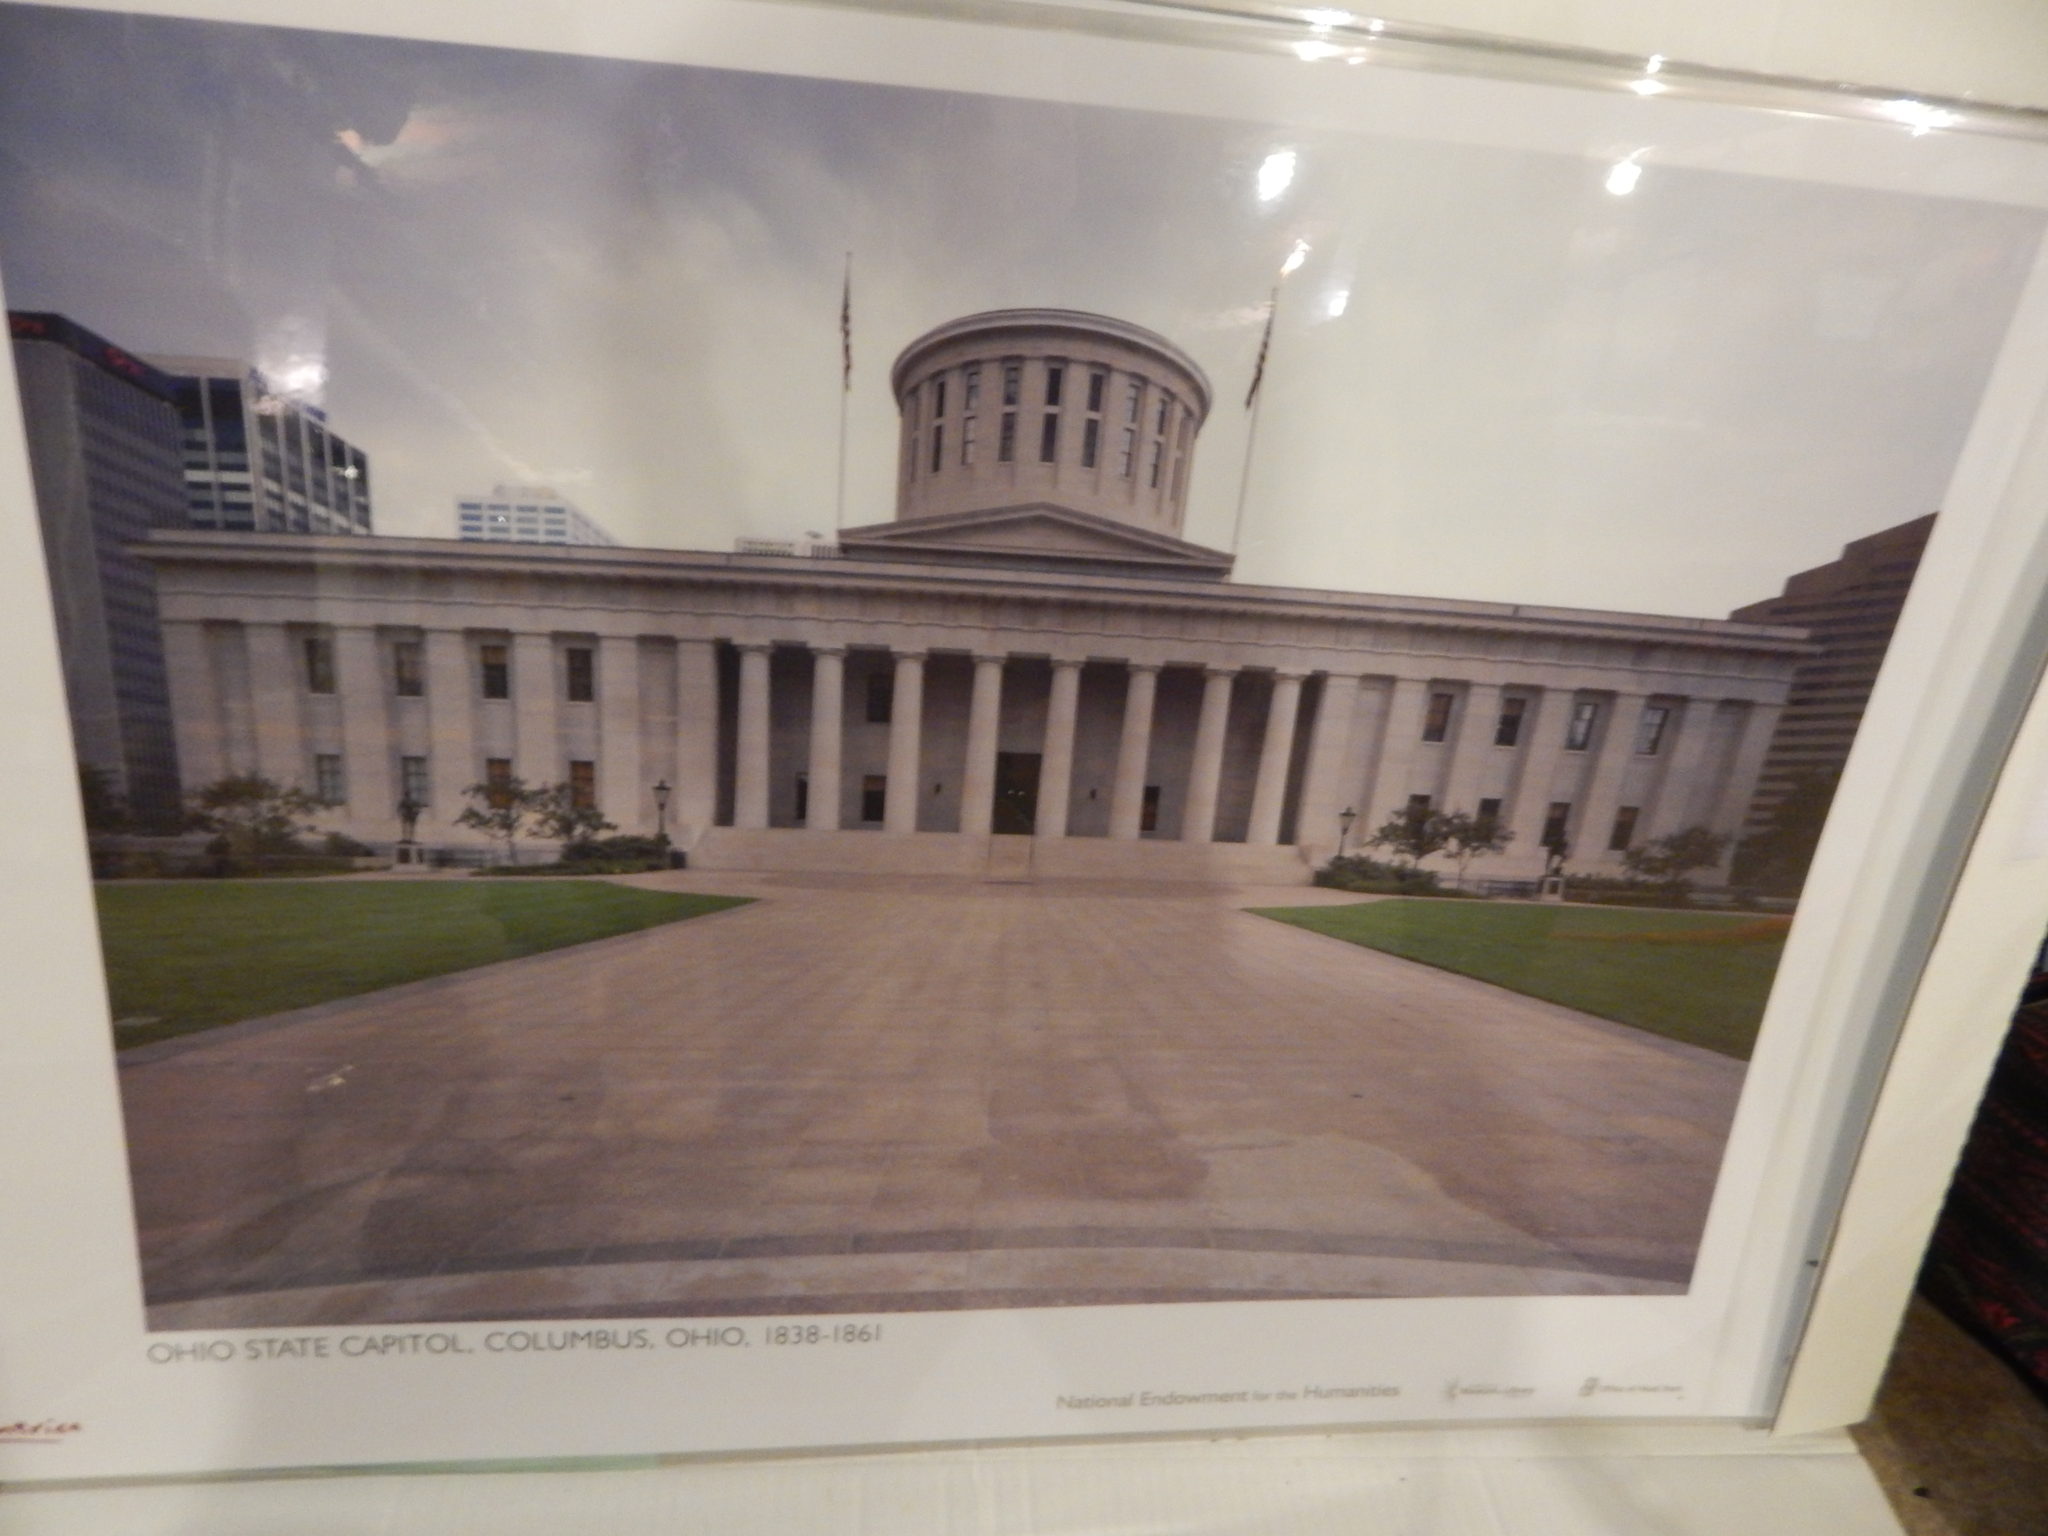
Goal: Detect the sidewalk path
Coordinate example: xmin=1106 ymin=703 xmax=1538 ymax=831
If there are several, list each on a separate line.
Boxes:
xmin=122 ymin=873 xmax=1746 ymax=1327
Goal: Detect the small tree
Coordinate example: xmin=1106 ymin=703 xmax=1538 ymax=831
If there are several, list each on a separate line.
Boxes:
xmin=456 ymin=775 xmax=543 ymax=865
xmin=1620 ymin=825 xmax=1732 ymax=902
xmin=530 ymin=783 xmax=616 ymax=852
xmin=1364 ymin=803 xmax=1452 ymax=870
xmin=189 ymin=773 xmax=325 ymax=870
xmin=1438 ymin=809 xmax=1514 ymax=890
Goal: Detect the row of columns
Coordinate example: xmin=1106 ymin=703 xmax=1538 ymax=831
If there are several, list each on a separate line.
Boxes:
xmin=730 ymin=644 xmax=1324 ymax=845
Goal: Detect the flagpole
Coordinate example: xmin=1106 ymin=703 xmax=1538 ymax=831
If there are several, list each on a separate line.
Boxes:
xmin=834 ymin=251 xmax=851 ymax=535
xmin=1230 ymin=283 xmax=1279 ymax=556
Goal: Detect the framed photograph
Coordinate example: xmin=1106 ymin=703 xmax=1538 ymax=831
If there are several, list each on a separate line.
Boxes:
xmin=4 ymin=0 xmax=2048 ymax=1480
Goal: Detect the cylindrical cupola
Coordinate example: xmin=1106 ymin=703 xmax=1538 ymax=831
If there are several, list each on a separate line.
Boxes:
xmin=890 ymin=309 xmax=1211 ymax=537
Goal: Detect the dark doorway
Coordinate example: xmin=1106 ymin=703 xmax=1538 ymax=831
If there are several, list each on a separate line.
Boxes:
xmin=992 ymin=752 xmax=1041 ymax=834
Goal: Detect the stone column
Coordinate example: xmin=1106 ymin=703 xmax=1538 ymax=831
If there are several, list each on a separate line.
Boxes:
xmin=597 ymin=635 xmax=642 ymax=831
xmin=1365 ymin=676 xmax=1431 ymax=828
xmin=806 ymin=646 xmax=845 ymax=831
xmin=1710 ymin=699 xmax=1785 ymax=836
xmin=960 ymin=653 xmax=1005 ymax=836
xmin=1503 ymin=685 xmax=1575 ymax=856
xmin=733 ymin=643 xmax=772 ymax=830
xmin=1645 ymin=697 xmax=1716 ymax=838
xmin=883 ymin=650 xmax=926 ymax=835
xmin=1108 ymin=662 xmax=1161 ymax=839
xmin=159 ymin=620 xmax=225 ymax=791
xmin=1181 ymin=666 xmax=1236 ymax=843
xmin=1439 ymin=681 xmax=1502 ymax=816
xmin=1036 ymin=658 xmax=1083 ymax=840
xmin=672 ymin=638 xmax=720 ymax=839
xmin=424 ymin=629 xmax=472 ymax=820
xmin=244 ymin=621 xmax=303 ymax=788
xmin=1246 ymin=672 xmax=1306 ymax=846
xmin=511 ymin=632 xmax=556 ymax=787
xmin=333 ymin=626 xmax=392 ymax=831
xmin=1296 ymin=672 xmax=1363 ymax=855
xmin=1578 ymin=691 xmax=1650 ymax=861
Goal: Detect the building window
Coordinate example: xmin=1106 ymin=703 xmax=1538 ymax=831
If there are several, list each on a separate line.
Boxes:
xmin=302 ymin=635 xmax=336 ymax=694
xmin=1039 ymin=412 xmax=1059 ymax=462
xmin=930 ymin=375 xmax=947 ymax=418
xmin=313 ymin=753 xmax=345 ymax=805
xmin=1609 ymin=805 xmax=1640 ymax=851
xmin=1119 ymin=426 xmax=1136 ymax=477
xmin=963 ymin=365 xmax=979 ymax=411
xmin=392 ymin=641 xmax=424 ymax=697
xmin=1125 ymin=378 xmax=1143 ymax=422
xmin=1476 ymin=796 xmax=1502 ymax=830
xmin=865 ymin=671 xmax=893 ymax=724
xmin=960 ymin=411 xmax=976 ymax=466
xmin=565 ymin=647 xmax=595 ymax=703
xmin=860 ymin=774 xmax=887 ymax=823
xmin=1636 ymin=704 xmax=1671 ymax=755
xmin=1082 ymin=418 xmax=1101 ymax=469
xmin=1421 ymin=692 xmax=1455 ymax=743
xmin=1087 ymin=370 xmax=1107 ymax=413
xmin=930 ymin=424 xmax=945 ymax=473
xmin=794 ymin=772 xmax=809 ymax=823
xmin=1406 ymin=793 xmax=1433 ymax=820
xmin=484 ymin=757 xmax=514 ymax=804
xmin=1495 ymin=697 xmax=1526 ymax=747
xmin=479 ymin=644 xmax=510 ymax=700
xmin=400 ymin=755 xmax=429 ymax=806
xmin=1045 ymin=363 xmax=1065 ymax=406
xmin=1002 ymin=361 xmax=1021 ymax=406
xmin=1141 ymin=785 xmax=1161 ymax=834
xmin=1148 ymin=439 xmax=1164 ymax=488
xmin=1542 ymin=801 xmax=1571 ymax=850
xmin=1565 ymin=700 xmax=1599 ymax=751
xmin=568 ymin=759 xmax=596 ymax=810
xmin=998 ymin=411 xmax=1016 ymax=462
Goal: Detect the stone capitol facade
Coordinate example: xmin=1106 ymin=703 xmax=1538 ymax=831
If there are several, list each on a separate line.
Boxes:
xmin=143 ymin=309 xmax=1808 ymax=885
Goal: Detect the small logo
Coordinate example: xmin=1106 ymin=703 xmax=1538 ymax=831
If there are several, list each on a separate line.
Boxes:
xmin=0 ymin=1420 xmax=83 ymax=1445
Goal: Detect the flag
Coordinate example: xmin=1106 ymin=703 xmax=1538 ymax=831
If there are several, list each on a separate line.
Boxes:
xmin=1244 ymin=285 xmax=1277 ymax=410
xmin=839 ymin=253 xmax=852 ymax=392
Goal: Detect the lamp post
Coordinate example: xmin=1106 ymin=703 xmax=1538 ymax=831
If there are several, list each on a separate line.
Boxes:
xmin=1337 ymin=805 xmax=1357 ymax=856
xmin=652 ymin=779 xmax=671 ymax=845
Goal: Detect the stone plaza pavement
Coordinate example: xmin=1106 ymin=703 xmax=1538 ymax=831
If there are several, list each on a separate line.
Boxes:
xmin=122 ymin=873 xmax=1748 ymax=1328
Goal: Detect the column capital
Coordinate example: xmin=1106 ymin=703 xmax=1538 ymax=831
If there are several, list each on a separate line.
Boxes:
xmin=891 ymin=648 xmax=929 ymax=663
xmin=808 ymin=642 xmax=848 ymax=659
xmin=1048 ymin=655 xmax=1087 ymax=673
xmin=734 ymin=640 xmax=773 ymax=656
xmin=1201 ymin=663 xmax=1242 ymax=679
xmin=1271 ymin=669 xmax=1311 ymax=683
xmin=970 ymin=651 xmax=1009 ymax=667
xmin=1125 ymin=660 xmax=1164 ymax=676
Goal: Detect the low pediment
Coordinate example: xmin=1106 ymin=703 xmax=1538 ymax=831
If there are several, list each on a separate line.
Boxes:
xmin=838 ymin=503 xmax=1234 ymax=580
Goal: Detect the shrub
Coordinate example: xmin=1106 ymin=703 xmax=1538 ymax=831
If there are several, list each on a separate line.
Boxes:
xmin=1315 ymin=855 xmax=1447 ymax=895
xmin=323 ymin=831 xmax=377 ymax=857
xmin=562 ymin=835 xmax=670 ymax=865
xmin=475 ymin=858 xmax=665 ymax=878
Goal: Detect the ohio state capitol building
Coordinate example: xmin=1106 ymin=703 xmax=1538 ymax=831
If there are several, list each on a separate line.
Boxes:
xmin=142 ymin=309 xmax=1808 ymax=885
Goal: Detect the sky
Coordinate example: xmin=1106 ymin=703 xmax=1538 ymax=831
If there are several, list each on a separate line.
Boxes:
xmin=0 ymin=4 xmax=2041 ymax=617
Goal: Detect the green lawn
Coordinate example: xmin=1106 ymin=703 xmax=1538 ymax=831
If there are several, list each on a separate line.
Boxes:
xmin=1248 ymin=899 xmax=1789 ymax=1059
xmin=96 ymin=880 xmax=752 ymax=1049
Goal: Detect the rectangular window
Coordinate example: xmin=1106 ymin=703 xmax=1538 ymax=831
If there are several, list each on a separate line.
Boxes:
xmin=1491 ymin=699 xmax=1524 ymax=748
xmin=565 ymin=646 xmax=595 ymax=703
xmin=1155 ymin=396 xmax=1171 ymax=434
xmin=568 ymin=759 xmax=596 ymax=810
xmin=1421 ymin=691 xmax=1455 ymax=743
xmin=1002 ymin=362 xmax=1021 ymax=406
xmin=1476 ymin=796 xmax=1502 ymax=829
xmin=963 ymin=366 xmax=979 ymax=410
xmin=931 ymin=376 xmax=947 ymax=417
xmin=303 ymin=635 xmax=336 ymax=694
xmin=1086 ymin=370 xmax=1107 ymax=413
xmin=400 ymin=755 xmax=429 ymax=806
xmin=485 ymin=757 xmax=514 ymax=804
xmin=1082 ymin=418 xmax=1101 ymax=468
xmin=1405 ymin=793 xmax=1433 ymax=822
xmin=960 ymin=413 xmax=976 ymax=465
xmin=865 ymin=671 xmax=893 ymax=724
xmin=1125 ymin=379 xmax=1142 ymax=422
xmin=1119 ymin=426 xmax=1136 ymax=477
xmin=479 ymin=644 xmax=510 ymax=700
xmin=1609 ymin=805 xmax=1640 ymax=851
xmin=998 ymin=412 xmax=1016 ymax=462
xmin=313 ymin=752 xmax=345 ymax=804
xmin=1044 ymin=364 xmax=1065 ymax=406
xmin=794 ymin=772 xmax=809 ymax=823
xmin=930 ymin=424 xmax=945 ymax=473
xmin=1148 ymin=439 xmax=1164 ymax=488
xmin=392 ymin=640 xmax=424 ymax=697
xmin=1636 ymin=704 xmax=1671 ymax=755
xmin=1141 ymin=784 xmax=1161 ymax=834
xmin=1542 ymin=801 xmax=1571 ymax=850
xmin=1039 ymin=412 xmax=1059 ymax=463
xmin=1565 ymin=700 xmax=1600 ymax=751
xmin=860 ymin=774 xmax=887 ymax=824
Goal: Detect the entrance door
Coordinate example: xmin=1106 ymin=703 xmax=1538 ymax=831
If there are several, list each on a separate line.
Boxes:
xmin=992 ymin=752 xmax=1041 ymax=834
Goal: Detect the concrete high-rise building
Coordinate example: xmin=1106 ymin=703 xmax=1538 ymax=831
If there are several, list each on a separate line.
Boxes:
xmin=147 ymin=355 xmax=373 ymax=536
xmin=8 ymin=311 xmax=188 ymax=821
xmin=1729 ymin=513 xmax=1935 ymax=835
xmin=456 ymin=485 xmax=615 ymax=546
xmin=142 ymin=309 xmax=1805 ymax=878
